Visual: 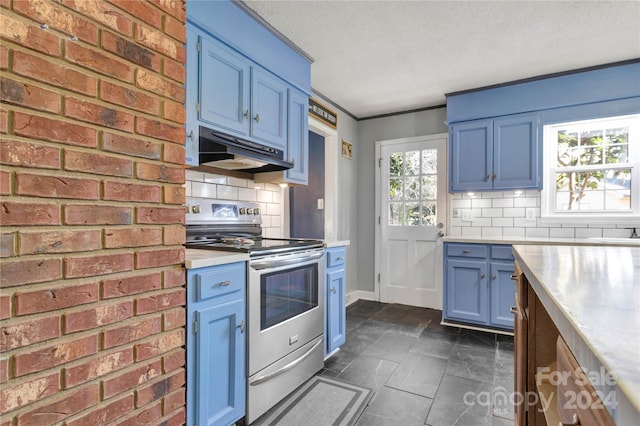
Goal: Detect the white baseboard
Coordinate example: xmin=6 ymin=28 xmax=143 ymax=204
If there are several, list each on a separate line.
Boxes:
xmin=345 ymin=290 xmax=376 ymax=307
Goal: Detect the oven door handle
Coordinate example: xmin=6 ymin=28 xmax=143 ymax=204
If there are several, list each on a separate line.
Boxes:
xmin=250 ymin=250 xmax=324 ymax=270
xmin=249 ymin=338 xmax=323 ymax=386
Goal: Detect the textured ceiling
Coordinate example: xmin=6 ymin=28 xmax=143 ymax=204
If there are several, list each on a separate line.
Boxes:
xmin=242 ymin=0 xmax=640 ymax=119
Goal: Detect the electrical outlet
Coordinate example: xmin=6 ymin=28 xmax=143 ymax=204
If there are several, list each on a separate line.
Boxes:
xmin=526 ymin=209 xmax=536 ymax=221
xmin=452 ymin=209 xmax=460 ymax=218
xmin=462 ymin=210 xmax=471 ymax=221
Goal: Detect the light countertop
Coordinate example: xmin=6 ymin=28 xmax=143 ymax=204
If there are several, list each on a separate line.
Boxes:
xmin=443 ymin=235 xmax=640 ymax=246
xmin=185 ymin=249 xmax=249 ymax=269
xmin=325 ymin=240 xmax=350 ymax=248
xmin=512 ymin=244 xmax=640 ymax=424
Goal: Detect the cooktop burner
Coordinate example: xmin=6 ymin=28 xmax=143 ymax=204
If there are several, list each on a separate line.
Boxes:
xmin=184 ymin=197 xmax=324 ymax=257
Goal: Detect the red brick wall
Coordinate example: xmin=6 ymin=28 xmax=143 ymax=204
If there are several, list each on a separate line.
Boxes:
xmin=0 ymin=1 xmax=187 ymax=424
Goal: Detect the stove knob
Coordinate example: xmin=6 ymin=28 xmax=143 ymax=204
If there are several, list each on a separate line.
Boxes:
xmin=239 ymin=208 xmax=247 ymax=215
xmin=192 ymin=205 xmax=201 ymax=214
xmin=253 ymin=208 xmax=260 ymax=215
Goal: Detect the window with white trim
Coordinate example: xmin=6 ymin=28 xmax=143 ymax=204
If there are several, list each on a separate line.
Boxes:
xmin=541 ymin=114 xmax=640 ymax=224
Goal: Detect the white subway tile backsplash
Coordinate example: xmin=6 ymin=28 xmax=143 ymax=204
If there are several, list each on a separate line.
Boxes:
xmin=492 ymin=198 xmax=514 ymax=208
xmin=513 ymin=218 xmax=538 ymax=228
xmin=470 ymin=217 xmax=492 ymax=227
xmin=257 ymin=190 xmax=273 ymax=203
xmin=575 ymin=228 xmax=603 ymax=238
xmin=191 ymin=181 xmax=217 ymax=198
xmin=503 ymin=227 xmax=525 ymax=238
xmin=526 ymin=228 xmax=550 ymax=238
xmin=449 ymin=226 xmax=462 ymax=236
xmin=238 ymin=187 xmax=257 ymax=201
xmin=471 ymin=198 xmax=491 ymax=208
xmin=481 ymin=192 xmax=504 ymax=199
xmin=492 ymin=217 xmax=514 ymax=227
xmin=514 ymin=197 xmax=538 ymax=207
xmin=270 ymin=215 xmax=281 ymax=227
xmin=184 ymin=182 xmax=191 ymax=197
xmin=503 ymin=208 xmax=525 ymax=218
xmin=461 ymin=227 xmax=482 ymax=237
xmin=452 ymin=199 xmax=472 ymax=208
xmin=228 ymin=177 xmax=249 ymax=187
xmin=550 ymin=228 xmax=575 ymax=238
xmin=266 ymin=203 xmax=281 ymax=216
xmin=482 ymin=208 xmax=503 ymax=218
xmin=204 ymin=175 xmax=228 ymax=184
xmin=273 ymin=191 xmax=282 ymax=203
xmin=185 ymin=170 xmax=204 ymax=182
xmin=481 ymin=227 xmax=503 ymax=238
xmin=217 ymin=185 xmax=239 ymax=200
xmin=265 ymin=183 xmax=281 ymax=192
xmin=261 ymin=216 xmax=271 ymax=227
xmin=603 ymin=228 xmax=631 ymax=238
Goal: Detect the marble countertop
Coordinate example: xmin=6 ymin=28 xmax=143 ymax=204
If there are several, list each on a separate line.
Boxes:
xmin=443 ymin=235 xmax=640 ymax=246
xmin=185 ymin=249 xmax=249 ymax=269
xmin=512 ymin=244 xmax=640 ymax=424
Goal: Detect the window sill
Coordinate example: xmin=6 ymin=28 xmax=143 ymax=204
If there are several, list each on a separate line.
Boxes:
xmin=539 ymin=214 xmax=640 ymax=227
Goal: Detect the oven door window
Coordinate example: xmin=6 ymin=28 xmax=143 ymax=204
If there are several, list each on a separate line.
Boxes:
xmin=261 ymin=264 xmax=318 ymax=330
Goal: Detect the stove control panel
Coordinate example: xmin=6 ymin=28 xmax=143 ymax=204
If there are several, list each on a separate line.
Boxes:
xmin=185 ymin=197 xmax=262 ymax=225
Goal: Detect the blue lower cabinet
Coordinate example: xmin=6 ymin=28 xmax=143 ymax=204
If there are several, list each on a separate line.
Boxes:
xmin=325 ymin=247 xmax=346 ymax=356
xmin=443 ymin=243 xmax=515 ymax=331
xmin=187 ymin=262 xmax=246 ymax=426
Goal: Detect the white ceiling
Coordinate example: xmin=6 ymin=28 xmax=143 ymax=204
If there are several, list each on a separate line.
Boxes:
xmin=242 ymin=0 xmax=640 ymax=119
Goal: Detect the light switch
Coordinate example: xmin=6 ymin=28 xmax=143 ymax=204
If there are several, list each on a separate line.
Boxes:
xmin=317 ymin=198 xmax=324 ymax=210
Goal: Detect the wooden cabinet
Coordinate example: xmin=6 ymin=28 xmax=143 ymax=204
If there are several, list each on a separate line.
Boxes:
xmin=325 ymin=246 xmax=346 ymax=356
xmin=443 ymin=243 xmax=514 ymax=331
xmin=449 ymin=112 xmax=540 ymax=192
xmin=187 ymin=262 xmax=246 ymax=426
xmin=513 ymin=260 xmax=614 ymax=426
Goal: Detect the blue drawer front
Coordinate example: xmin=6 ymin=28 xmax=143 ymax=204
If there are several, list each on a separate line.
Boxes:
xmin=327 ymin=248 xmax=346 ymax=268
xmin=446 ymin=243 xmax=487 ymax=258
xmin=491 ymin=245 xmax=515 ymax=261
xmin=195 ymin=263 xmax=245 ymax=302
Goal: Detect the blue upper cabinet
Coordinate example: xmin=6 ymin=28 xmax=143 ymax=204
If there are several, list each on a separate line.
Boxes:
xmin=185 ymin=0 xmax=312 ymax=181
xmin=450 ymin=112 xmax=540 ymax=192
xmin=450 ymin=119 xmax=493 ymax=192
xmin=250 ymin=67 xmax=287 ymax=149
xmin=493 ymin=113 xmax=540 ymax=190
xmin=286 ymin=89 xmax=309 ymax=185
xmin=199 ymin=35 xmax=251 ymax=138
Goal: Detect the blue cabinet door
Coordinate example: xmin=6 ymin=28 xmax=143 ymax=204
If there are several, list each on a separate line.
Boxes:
xmin=185 ymin=25 xmax=199 ymax=166
xmin=493 ymin=112 xmax=540 ymax=190
xmin=199 ymin=36 xmax=251 ymax=137
xmin=285 ymin=88 xmax=309 ymax=185
xmin=196 ymin=299 xmax=245 ymax=426
xmin=489 ymin=261 xmax=516 ymax=329
xmin=450 ymin=119 xmax=493 ymax=192
xmin=445 ymin=259 xmax=487 ymax=324
xmin=326 ymin=269 xmax=346 ymax=354
xmin=250 ymin=67 xmax=287 ymax=149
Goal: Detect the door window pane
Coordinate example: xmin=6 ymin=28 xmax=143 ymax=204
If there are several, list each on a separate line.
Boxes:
xmin=388 ymin=148 xmax=438 ymax=226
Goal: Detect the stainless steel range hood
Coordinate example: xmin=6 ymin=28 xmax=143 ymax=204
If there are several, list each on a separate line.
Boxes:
xmin=199 ymin=126 xmax=294 ymax=173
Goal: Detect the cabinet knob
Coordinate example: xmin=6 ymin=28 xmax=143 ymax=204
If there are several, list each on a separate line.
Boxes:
xmin=218 ymin=280 xmax=231 ymax=287
xmin=510 ymin=274 xmax=518 ymax=280
xmin=480 ymin=273 xmax=485 ymax=279
xmin=492 ymin=273 xmax=496 ymax=280
xmin=237 ymin=320 xmax=245 ymax=333
xmin=188 ymin=130 xmax=195 ymax=141
xmin=254 ymin=113 xmax=260 ymax=123
xmin=486 ymin=174 xmax=491 ymax=181
xmin=509 ymin=306 xmax=517 ymax=315
xmin=330 ymin=286 xmax=337 ymax=294
xmin=462 ymin=249 xmax=470 ymax=253
xmin=335 ymin=257 xmax=343 ymax=262
xmin=493 ymin=173 xmax=497 ymax=180
xmin=244 ymin=110 xmax=250 ymax=119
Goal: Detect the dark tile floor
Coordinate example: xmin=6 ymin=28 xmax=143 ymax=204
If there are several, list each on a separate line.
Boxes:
xmin=319 ymin=300 xmax=515 ymax=426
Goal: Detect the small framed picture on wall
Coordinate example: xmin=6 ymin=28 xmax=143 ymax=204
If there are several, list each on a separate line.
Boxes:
xmin=342 ymin=139 xmax=352 ymax=159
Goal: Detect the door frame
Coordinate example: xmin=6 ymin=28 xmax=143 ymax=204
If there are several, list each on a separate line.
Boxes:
xmin=374 ymin=133 xmax=448 ymax=302
xmin=283 ymin=116 xmax=338 ymax=241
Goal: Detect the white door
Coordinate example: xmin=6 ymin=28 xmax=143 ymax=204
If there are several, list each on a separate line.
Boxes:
xmin=376 ymin=135 xmax=447 ymax=309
